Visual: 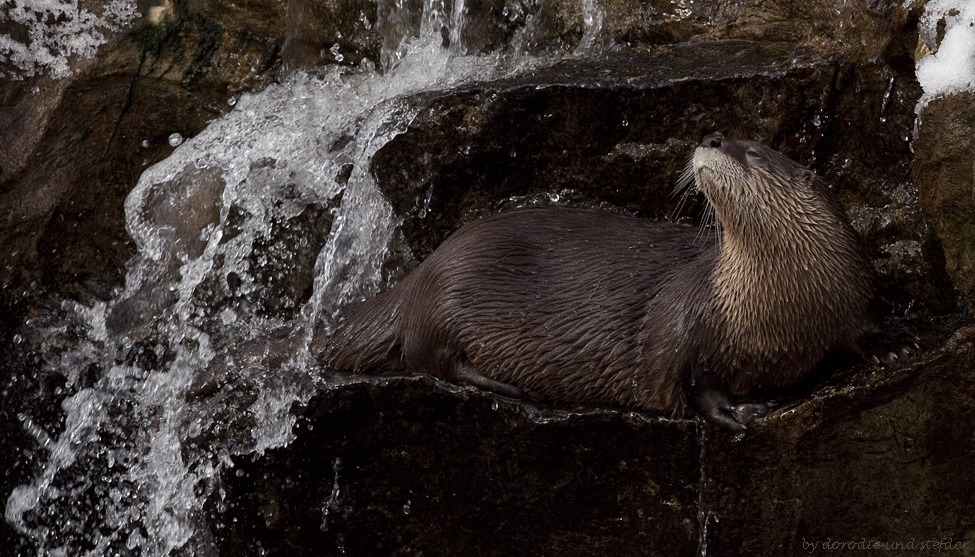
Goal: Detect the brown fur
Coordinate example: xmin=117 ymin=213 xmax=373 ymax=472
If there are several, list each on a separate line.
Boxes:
xmin=321 ymin=133 xmax=915 ymax=430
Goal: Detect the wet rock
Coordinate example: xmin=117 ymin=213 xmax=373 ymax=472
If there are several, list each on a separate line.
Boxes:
xmin=703 ymin=317 xmax=975 ymax=554
xmin=206 ymin=377 xmax=701 ymax=556
xmin=914 ymin=91 xmax=975 ymax=313
xmin=281 ymin=0 xmax=381 ymax=72
xmin=106 ymin=165 xmax=226 ymax=336
xmin=191 ymin=196 xmax=342 ymax=322
xmin=204 ymin=316 xmax=975 ymax=555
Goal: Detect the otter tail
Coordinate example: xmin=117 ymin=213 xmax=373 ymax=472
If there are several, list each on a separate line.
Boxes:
xmin=317 ymin=292 xmax=406 ymax=375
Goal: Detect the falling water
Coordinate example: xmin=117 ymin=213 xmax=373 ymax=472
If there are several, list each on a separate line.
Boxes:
xmin=4 ymin=0 xmax=610 ymax=554
xmin=574 ymin=0 xmax=605 ymax=55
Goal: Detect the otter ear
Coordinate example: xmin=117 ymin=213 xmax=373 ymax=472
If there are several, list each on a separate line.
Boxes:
xmin=794 ymin=168 xmax=819 ymax=188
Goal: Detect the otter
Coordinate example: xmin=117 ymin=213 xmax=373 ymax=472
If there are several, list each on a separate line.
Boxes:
xmin=325 ymin=134 xmax=917 ymax=431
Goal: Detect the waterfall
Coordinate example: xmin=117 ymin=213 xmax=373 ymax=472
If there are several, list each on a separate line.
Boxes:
xmin=4 ymin=0 xmax=608 ymax=554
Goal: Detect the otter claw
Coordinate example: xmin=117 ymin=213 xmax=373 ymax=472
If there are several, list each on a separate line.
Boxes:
xmin=730 ymin=402 xmax=775 ymax=426
xmin=857 ymin=328 xmax=920 ymax=366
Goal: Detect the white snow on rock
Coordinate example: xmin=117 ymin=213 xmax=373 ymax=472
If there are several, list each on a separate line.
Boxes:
xmin=916 ymin=0 xmax=975 ymax=108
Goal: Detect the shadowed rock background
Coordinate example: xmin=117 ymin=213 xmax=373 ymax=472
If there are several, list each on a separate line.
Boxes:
xmin=3 ymin=0 xmax=975 ymax=555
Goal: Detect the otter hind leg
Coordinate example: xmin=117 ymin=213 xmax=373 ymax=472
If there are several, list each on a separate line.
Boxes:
xmin=451 ymin=360 xmax=527 ymax=399
xmin=856 ymin=328 xmax=921 ymax=365
xmin=693 ymin=388 xmax=775 ymax=432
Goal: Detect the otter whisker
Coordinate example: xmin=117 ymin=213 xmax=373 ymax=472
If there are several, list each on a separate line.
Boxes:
xmin=672 ymin=158 xmax=696 ymax=196
xmin=695 ymin=202 xmax=720 ymax=246
xmin=670 ymin=158 xmax=697 ymax=221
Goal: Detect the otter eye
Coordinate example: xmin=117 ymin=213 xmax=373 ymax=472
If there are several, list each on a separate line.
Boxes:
xmin=745 ymin=150 xmax=764 ymax=166
xmin=746 ymin=150 xmax=762 ymax=159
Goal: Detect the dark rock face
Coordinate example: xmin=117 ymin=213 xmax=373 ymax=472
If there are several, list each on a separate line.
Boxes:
xmin=3 ymin=0 xmax=975 ymax=555
xmin=203 ymin=328 xmax=975 ymax=556
xmin=703 ymin=321 xmax=975 ymax=554
xmin=914 ymin=92 xmax=975 ymax=313
xmin=208 ymin=378 xmax=700 ymax=556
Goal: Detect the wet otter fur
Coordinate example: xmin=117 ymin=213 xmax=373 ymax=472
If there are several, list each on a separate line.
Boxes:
xmin=322 ymin=133 xmax=919 ymax=431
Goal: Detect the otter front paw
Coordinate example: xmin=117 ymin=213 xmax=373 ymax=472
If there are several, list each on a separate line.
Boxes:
xmin=857 ymin=328 xmax=921 ymax=365
xmin=693 ymin=389 xmax=775 ymax=432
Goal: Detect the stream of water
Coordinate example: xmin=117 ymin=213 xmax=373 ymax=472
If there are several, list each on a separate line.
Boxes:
xmin=4 ymin=0 xmax=606 ymax=554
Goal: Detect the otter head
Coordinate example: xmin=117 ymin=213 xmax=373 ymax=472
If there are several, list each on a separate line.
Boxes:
xmin=691 ymin=132 xmax=834 ymax=238
xmin=689 ymin=132 xmax=874 ymax=366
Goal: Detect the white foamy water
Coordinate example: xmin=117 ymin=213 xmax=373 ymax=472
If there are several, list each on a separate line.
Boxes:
xmin=4 ymin=0 xmax=609 ymax=553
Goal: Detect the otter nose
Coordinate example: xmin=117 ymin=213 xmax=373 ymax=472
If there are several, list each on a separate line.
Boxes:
xmin=702 ymin=133 xmax=723 ymax=149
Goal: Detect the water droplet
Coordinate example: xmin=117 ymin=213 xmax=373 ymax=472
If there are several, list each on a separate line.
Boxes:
xmin=141 ymin=139 xmax=149 ymax=148
xmin=227 ymin=96 xmax=237 ymax=106
xmin=168 ymin=132 xmax=184 ymax=147
xmin=622 ymin=119 xmax=628 ymax=127
xmin=220 ymin=308 xmax=238 ymax=325
xmin=403 ymin=500 xmax=411 ymax=515
xmin=126 ymin=530 xmax=142 ymax=550
xmin=330 ymin=43 xmax=344 ymax=62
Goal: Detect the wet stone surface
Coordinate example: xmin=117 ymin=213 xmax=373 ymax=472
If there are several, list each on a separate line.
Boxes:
xmin=199 ymin=318 xmax=975 ymax=556
xmin=206 ymin=377 xmax=700 ymax=557
xmin=914 ymin=91 xmax=975 ymax=314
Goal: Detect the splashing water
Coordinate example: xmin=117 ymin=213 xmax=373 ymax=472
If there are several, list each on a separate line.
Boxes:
xmin=4 ymin=0 xmax=610 ymax=553
xmin=0 ymin=0 xmax=139 ymax=79
xmin=574 ymin=0 xmax=605 ymax=55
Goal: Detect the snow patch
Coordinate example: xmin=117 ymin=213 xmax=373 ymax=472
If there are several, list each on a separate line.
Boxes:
xmin=916 ymin=0 xmax=975 ymax=108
